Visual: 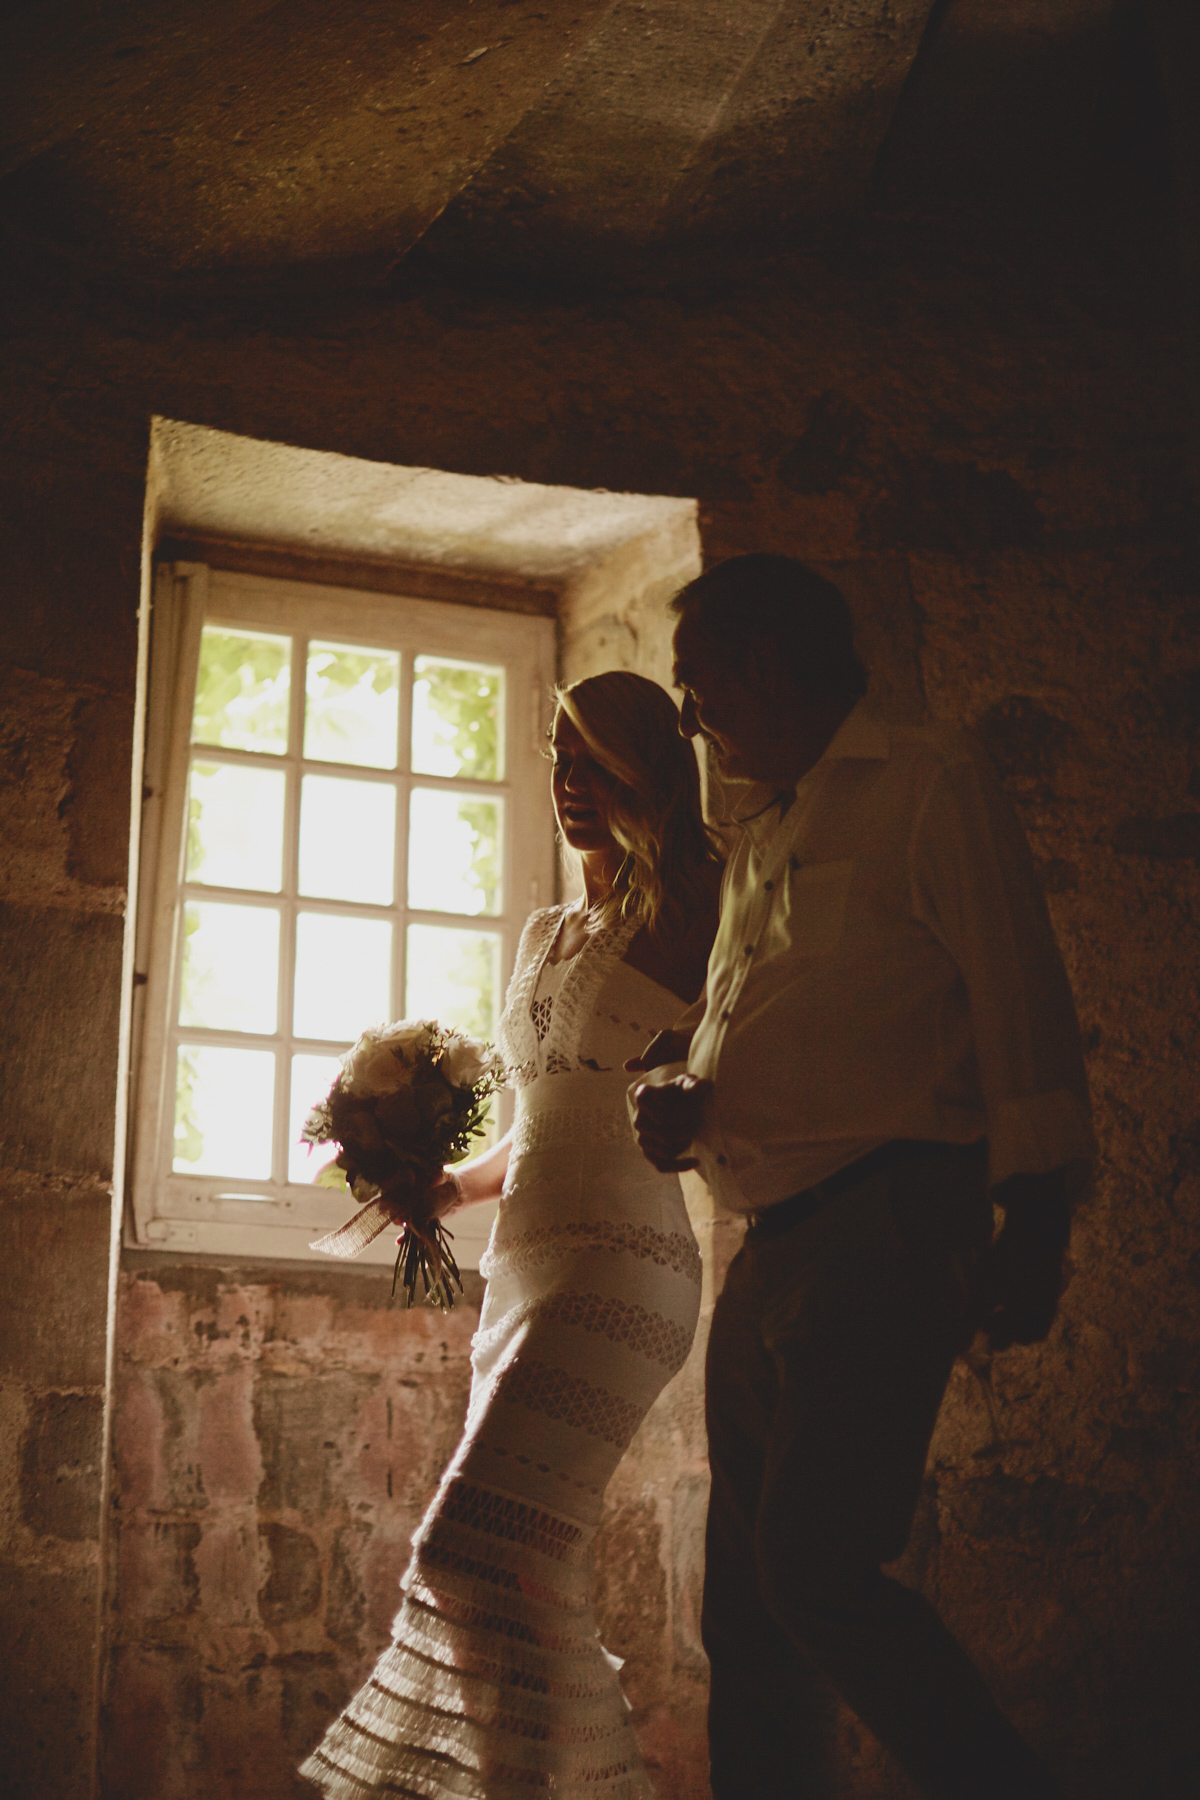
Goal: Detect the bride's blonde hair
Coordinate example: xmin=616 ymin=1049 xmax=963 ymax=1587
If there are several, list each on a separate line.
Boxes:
xmin=553 ymin=670 xmax=722 ymax=935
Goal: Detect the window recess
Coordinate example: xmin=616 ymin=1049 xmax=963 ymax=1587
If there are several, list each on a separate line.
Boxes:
xmin=129 ymin=563 xmax=556 ymax=1267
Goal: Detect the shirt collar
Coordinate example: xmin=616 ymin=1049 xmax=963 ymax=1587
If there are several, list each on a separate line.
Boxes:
xmin=819 ymin=699 xmax=890 ymax=764
xmin=728 ymin=702 xmax=889 ymax=850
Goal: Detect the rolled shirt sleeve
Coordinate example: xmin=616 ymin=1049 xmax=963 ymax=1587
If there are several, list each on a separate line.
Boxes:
xmin=908 ymin=741 xmax=1096 ymax=1190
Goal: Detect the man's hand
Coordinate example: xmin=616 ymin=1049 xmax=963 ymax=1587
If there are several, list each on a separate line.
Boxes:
xmin=624 ymin=1027 xmax=696 ymax=1076
xmin=984 ymin=1171 xmax=1072 ymax=1352
xmin=631 ymin=1074 xmax=711 ymax=1173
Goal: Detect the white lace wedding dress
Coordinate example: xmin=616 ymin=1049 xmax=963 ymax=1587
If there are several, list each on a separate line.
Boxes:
xmin=300 ymin=905 xmax=703 ymax=1800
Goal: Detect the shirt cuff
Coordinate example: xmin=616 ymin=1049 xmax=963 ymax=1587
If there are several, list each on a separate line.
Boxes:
xmin=988 ymin=1089 xmax=1097 ymax=1192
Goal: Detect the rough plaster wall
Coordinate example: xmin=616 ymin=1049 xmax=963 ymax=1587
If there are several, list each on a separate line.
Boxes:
xmin=0 ymin=180 xmax=1196 ymax=1800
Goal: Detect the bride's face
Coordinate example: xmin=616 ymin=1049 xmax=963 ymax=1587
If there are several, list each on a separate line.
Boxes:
xmin=550 ymin=714 xmax=620 ymax=853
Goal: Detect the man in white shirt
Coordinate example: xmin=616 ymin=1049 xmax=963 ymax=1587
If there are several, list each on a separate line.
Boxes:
xmin=630 ymin=555 xmax=1094 ymax=1799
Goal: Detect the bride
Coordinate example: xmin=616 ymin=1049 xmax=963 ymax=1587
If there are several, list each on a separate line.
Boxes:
xmin=301 ymin=669 xmax=722 ymax=1800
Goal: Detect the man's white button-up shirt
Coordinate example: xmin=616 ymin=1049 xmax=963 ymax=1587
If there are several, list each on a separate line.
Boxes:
xmin=683 ymin=702 xmax=1095 ymax=1214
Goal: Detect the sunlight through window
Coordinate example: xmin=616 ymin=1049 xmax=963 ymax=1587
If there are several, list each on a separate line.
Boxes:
xmin=172 ymin=615 xmax=509 ymax=1192
xmin=135 ymin=565 xmax=554 ymax=1261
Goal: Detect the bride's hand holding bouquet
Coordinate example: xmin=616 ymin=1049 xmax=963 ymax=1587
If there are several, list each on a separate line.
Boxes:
xmin=302 ymin=1018 xmax=504 ymax=1310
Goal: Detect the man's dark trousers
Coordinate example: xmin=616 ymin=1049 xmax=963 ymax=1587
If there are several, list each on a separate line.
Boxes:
xmin=702 ymin=1141 xmax=1062 ymax=1799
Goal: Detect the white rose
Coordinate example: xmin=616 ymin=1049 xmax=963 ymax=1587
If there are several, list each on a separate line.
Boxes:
xmin=379 ymin=1019 xmax=438 ymax=1059
xmin=341 ymin=1038 xmax=402 ymax=1099
xmin=440 ymin=1032 xmax=497 ymax=1093
xmin=341 ymin=1020 xmax=438 ymax=1098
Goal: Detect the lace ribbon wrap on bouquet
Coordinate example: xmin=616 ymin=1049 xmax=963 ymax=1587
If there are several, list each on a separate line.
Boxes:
xmin=302 ymin=1018 xmax=504 ymax=1308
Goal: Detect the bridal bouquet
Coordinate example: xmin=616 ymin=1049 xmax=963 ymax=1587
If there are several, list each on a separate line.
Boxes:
xmin=303 ymin=1019 xmax=504 ymax=1310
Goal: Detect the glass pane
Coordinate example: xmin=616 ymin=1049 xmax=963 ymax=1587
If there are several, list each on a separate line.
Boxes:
xmin=293 ymin=912 xmax=392 ymax=1042
xmin=304 ymin=640 xmax=399 ymax=769
xmin=173 ymin=1045 xmax=275 ymax=1178
xmin=186 ymin=761 xmax=286 ymax=892
xmin=192 ymin=627 xmax=291 ymax=755
xmin=412 ymin=656 xmax=504 ymax=782
xmin=405 ymin=925 xmax=501 ymax=1042
xmin=408 ymin=789 xmax=502 ymax=917
xmin=297 ymin=774 xmax=395 ymax=904
xmin=288 ymin=1052 xmax=348 ymax=1186
xmin=179 ymin=902 xmax=279 ymax=1033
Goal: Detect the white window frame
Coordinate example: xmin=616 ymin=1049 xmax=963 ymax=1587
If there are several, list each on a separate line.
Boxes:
xmin=128 ymin=562 xmax=556 ymax=1267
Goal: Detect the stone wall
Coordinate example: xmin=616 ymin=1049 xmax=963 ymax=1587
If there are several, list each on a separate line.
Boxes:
xmin=105 ymin=1259 xmax=479 ymax=1800
xmin=0 ymin=450 xmax=144 ymax=1797
xmin=1 ymin=131 xmax=1197 ymax=1800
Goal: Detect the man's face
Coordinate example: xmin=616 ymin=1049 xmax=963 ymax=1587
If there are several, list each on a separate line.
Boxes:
xmin=672 ymin=620 xmax=775 ymax=782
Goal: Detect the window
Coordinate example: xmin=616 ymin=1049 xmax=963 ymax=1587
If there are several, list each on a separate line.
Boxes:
xmin=130 ymin=564 xmax=556 ymax=1265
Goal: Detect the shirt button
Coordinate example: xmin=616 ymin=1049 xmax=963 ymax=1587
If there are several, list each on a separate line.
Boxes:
xmin=721 ymin=1009 xmax=732 ymax=1021
xmin=744 ymin=944 xmax=754 ymax=955
xmin=763 ymin=880 xmax=774 ymax=891
xmin=717 ymin=1154 xmax=728 ymax=1167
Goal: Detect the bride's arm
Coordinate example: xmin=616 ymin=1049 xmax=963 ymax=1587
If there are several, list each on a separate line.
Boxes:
xmin=434 ymin=1129 xmax=513 ymax=1214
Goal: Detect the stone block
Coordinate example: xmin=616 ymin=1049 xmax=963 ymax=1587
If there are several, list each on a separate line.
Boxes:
xmin=193 ymin=1514 xmax=264 ymax=1627
xmin=594 ymin=1496 xmax=668 ymax=1700
xmin=0 ymin=1560 xmax=98 ymax=1800
xmin=1111 ymin=812 xmax=1200 ymax=862
xmin=112 ymin=1362 xmax=226 ymax=1514
xmin=0 ymin=901 xmax=123 ymax=1177
xmin=195 ymin=1362 xmax=263 ymax=1504
xmin=102 ymin=1641 xmax=203 ymax=1800
xmin=110 ymin=1361 xmax=170 ymax=1513
xmin=277 ymin=1648 xmax=349 ymax=1765
xmin=62 ymin=690 xmax=135 ymax=889
xmin=868 ymin=456 xmax=1046 ymax=554
xmin=253 ymin=1369 xmax=380 ymax=1516
xmin=258 ymin=1521 xmax=323 ymax=1625
xmin=20 ymin=1388 xmax=103 ymax=1541
xmin=326 ymin=1518 xmax=372 ymax=1651
xmin=0 ymin=663 xmax=75 ymax=890
xmin=825 ymin=555 xmax=928 ymax=729
xmin=668 ymin=1470 xmax=710 ymax=1675
xmin=0 ymin=1176 xmax=110 ymax=1386
xmin=115 ymin=1516 xmax=202 ymax=1623
xmin=975 ymin=694 xmax=1075 ymax=789
xmin=0 ymin=455 xmax=143 ymax=693
xmin=362 ymin=1525 xmax=419 ymax=1644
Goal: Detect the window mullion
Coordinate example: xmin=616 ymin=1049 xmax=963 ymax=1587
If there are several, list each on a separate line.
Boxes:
xmin=275 ymin=632 xmax=306 ymax=1189
xmin=395 ymin=651 xmax=412 ymax=1024
xmin=140 ymin=569 xmax=207 ymax=1212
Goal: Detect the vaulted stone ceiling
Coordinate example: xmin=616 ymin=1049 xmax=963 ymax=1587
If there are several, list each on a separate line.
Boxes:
xmin=1 ymin=0 xmax=1141 ymax=291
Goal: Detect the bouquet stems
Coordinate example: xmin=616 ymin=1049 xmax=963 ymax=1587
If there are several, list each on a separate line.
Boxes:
xmin=392 ymin=1214 xmax=463 ymax=1312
